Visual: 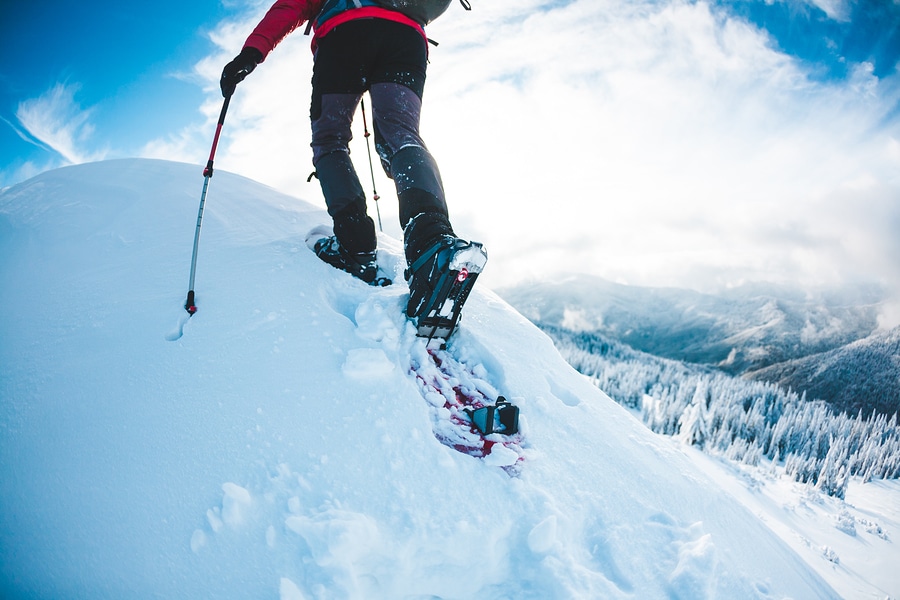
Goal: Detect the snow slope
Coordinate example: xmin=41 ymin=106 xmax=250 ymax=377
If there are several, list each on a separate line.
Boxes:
xmin=0 ymin=159 xmax=842 ymax=599
xmin=683 ymin=448 xmax=900 ymax=600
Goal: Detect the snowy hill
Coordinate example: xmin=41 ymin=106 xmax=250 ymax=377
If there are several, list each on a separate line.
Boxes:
xmin=0 ymin=158 xmax=870 ymax=598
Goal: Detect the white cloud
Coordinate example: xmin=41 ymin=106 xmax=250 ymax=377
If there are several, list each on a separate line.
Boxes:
xmin=800 ymin=0 xmax=852 ymax=22
xmin=15 ymin=82 xmax=107 ymax=166
xmin=153 ymin=0 xmax=900 ymax=296
xmin=143 ymin=4 xmax=324 ymax=200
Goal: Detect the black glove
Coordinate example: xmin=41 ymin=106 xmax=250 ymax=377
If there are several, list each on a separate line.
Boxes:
xmin=220 ymin=47 xmax=263 ymax=98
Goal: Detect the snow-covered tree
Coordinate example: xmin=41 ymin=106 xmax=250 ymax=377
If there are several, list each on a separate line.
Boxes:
xmin=540 ymin=324 xmax=900 ymax=496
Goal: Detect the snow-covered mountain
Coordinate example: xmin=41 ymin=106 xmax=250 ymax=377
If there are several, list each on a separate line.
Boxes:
xmin=500 ymin=276 xmax=886 ymax=371
xmin=746 ymin=325 xmax=900 ymax=417
xmin=500 ymin=276 xmax=892 ymax=414
xmin=0 ymin=159 xmax=894 ymax=598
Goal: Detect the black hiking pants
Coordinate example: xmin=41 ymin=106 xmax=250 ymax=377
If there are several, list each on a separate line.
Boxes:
xmin=310 ymin=18 xmax=449 ymax=254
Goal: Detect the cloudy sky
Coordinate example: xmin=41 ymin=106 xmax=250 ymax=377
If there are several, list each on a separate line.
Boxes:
xmin=2 ymin=0 xmax=899 ymax=305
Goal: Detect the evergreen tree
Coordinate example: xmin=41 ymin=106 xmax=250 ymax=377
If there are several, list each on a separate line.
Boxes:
xmin=539 ymin=323 xmax=900 ymax=497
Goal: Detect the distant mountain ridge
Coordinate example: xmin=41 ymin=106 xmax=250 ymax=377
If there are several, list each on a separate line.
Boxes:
xmin=746 ymin=326 xmax=900 ymax=416
xmin=499 ymin=275 xmax=896 ymax=416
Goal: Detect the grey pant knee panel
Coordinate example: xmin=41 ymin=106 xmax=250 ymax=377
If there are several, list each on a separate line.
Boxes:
xmin=369 ymin=83 xmax=427 ymax=163
xmin=309 ymin=84 xmax=446 ymax=224
xmin=311 ymin=93 xmax=362 ymax=165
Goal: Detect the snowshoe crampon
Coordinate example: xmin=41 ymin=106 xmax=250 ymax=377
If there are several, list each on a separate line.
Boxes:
xmin=406 ymin=236 xmax=487 ymax=340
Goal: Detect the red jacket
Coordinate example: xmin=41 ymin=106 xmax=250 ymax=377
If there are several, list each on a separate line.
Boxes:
xmin=243 ymin=0 xmax=427 ymax=59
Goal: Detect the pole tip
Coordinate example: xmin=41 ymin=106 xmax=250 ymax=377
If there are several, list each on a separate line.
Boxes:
xmin=185 ymin=291 xmax=197 ymax=315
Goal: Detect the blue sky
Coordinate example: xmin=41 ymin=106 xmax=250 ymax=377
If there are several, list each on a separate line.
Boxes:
xmin=732 ymin=0 xmax=899 ymax=78
xmin=0 ymin=1 xmax=236 ymax=176
xmin=2 ymin=0 xmax=899 ymax=313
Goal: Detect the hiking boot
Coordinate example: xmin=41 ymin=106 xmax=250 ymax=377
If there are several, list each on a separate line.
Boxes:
xmin=313 ymin=235 xmax=391 ymax=286
xmin=405 ymin=234 xmax=487 ymax=339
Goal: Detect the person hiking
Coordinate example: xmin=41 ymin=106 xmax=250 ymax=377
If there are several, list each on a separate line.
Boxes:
xmin=220 ymin=0 xmax=486 ymax=340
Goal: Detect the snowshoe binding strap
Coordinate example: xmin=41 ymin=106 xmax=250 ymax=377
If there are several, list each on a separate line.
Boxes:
xmin=467 ymin=397 xmax=520 ymax=436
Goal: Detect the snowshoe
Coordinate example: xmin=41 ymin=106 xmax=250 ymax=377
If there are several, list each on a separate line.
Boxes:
xmin=411 ymin=346 xmax=527 ymax=475
xmin=405 ymin=235 xmax=487 ymax=340
xmin=312 ymin=234 xmax=391 ymax=287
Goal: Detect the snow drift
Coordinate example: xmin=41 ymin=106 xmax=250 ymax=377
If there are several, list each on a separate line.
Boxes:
xmin=0 ymin=159 xmax=839 ymax=598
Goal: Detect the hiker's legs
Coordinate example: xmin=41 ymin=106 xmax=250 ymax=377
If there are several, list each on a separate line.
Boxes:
xmin=310 ymin=25 xmax=373 ymax=253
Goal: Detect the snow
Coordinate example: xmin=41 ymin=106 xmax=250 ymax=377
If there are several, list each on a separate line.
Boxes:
xmin=681 ymin=445 xmax=900 ymax=599
xmin=0 ymin=158 xmax=895 ymax=598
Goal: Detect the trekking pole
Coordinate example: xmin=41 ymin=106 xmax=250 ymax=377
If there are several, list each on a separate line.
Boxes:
xmin=359 ymin=97 xmax=383 ymax=232
xmin=185 ymin=93 xmax=231 ymax=315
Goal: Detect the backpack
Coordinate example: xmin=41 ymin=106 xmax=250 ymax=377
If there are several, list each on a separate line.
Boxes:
xmin=374 ymin=0 xmax=469 ymax=25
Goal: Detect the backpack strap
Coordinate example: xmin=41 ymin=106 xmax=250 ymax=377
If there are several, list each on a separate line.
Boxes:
xmin=305 ymin=0 xmax=472 ymax=36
